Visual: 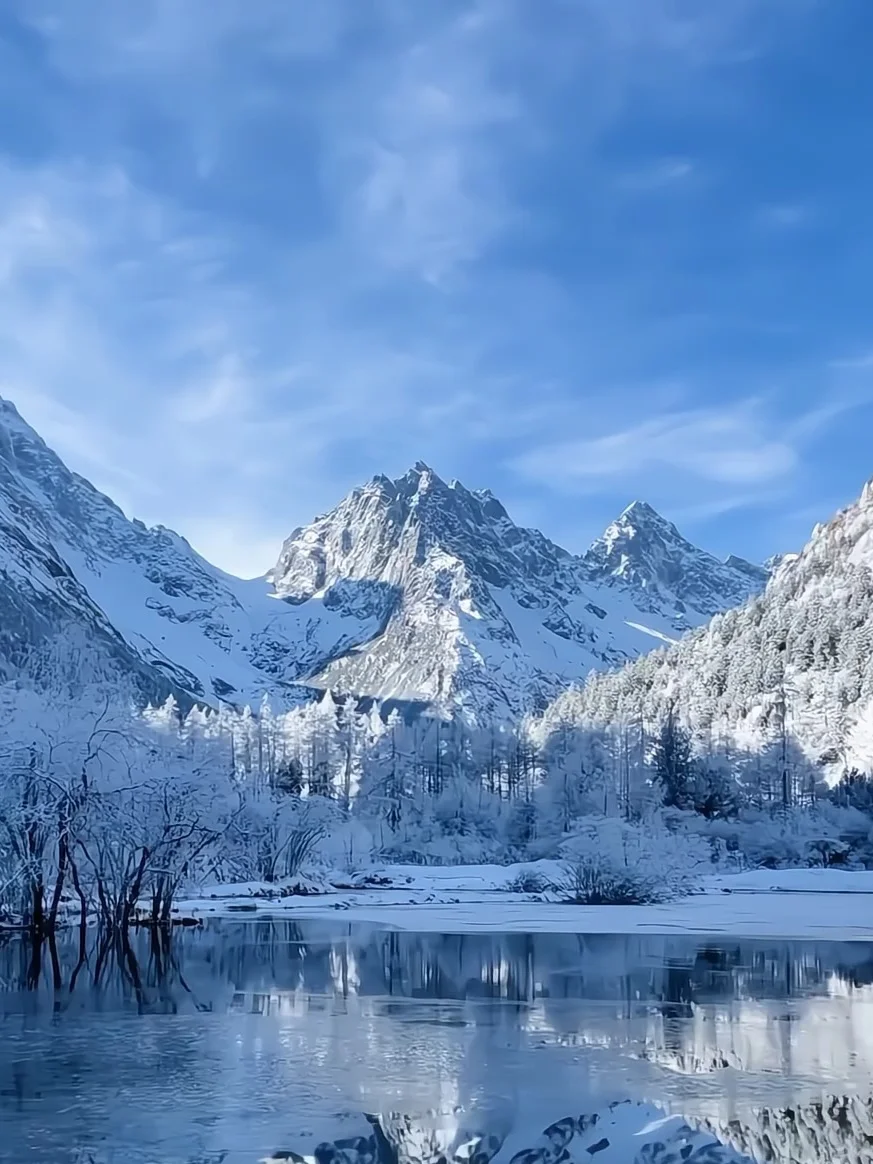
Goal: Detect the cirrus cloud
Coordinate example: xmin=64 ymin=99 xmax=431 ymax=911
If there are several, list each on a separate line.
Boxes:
xmin=0 ymin=0 xmax=867 ymax=576
xmin=513 ymin=402 xmax=799 ymax=493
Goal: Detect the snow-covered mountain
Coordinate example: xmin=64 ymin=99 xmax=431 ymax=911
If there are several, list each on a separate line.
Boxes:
xmin=582 ymin=499 xmax=769 ymax=619
xmin=540 ymin=475 xmax=873 ymax=772
xmin=0 ymin=398 xmax=378 ymax=706
xmin=268 ymin=464 xmax=766 ymax=716
xmin=0 ymin=398 xmax=766 ymax=716
xmin=700 ymin=1096 xmax=873 ymax=1164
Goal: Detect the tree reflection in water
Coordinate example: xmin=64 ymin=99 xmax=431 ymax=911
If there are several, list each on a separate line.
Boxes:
xmin=2 ymin=923 xmax=873 ymax=1163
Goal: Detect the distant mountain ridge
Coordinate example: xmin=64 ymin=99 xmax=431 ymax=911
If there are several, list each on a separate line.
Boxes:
xmin=0 ymin=397 xmax=769 ymax=716
xmin=271 ymin=464 xmax=769 ymax=715
xmin=538 ymin=476 xmax=873 ymax=774
xmin=581 ymin=499 xmax=769 ymax=618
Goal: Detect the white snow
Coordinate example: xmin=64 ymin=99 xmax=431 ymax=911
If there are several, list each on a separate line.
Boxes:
xmin=623 ymin=619 xmax=680 ymax=645
xmin=704 ymin=867 xmax=873 ymax=894
xmin=177 ymin=865 xmax=873 ymax=940
xmin=60 ymin=543 xmax=384 ymax=706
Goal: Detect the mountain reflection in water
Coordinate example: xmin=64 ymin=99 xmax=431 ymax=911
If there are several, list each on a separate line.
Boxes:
xmin=1 ymin=922 xmax=872 ymax=1163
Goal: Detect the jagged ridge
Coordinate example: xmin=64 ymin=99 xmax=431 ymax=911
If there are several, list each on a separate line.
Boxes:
xmin=0 ymin=399 xmax=767 ymax=716
xmin=539 ymin=475 xmax=873 ymax=771
xmin=269 ymin=464 xmax=766 ymax=717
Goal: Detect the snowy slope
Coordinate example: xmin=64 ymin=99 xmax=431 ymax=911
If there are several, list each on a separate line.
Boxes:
xmin=270 ymin=465 xmax=766 ymax=717
xmin=272 ymin=1090 xmax=872 ymax=1164
xmin=583 ymin=501 xmax=768 ymax=620
xmin=700 ymin=1096 xmax=873 ymax=1164
xmin=0 ymin=399 xmax=766 ymax=715
xmin=0 ymin=398 xmax=381 ymax=706
xmin=539 ymin=474 xmax=873 ymax=770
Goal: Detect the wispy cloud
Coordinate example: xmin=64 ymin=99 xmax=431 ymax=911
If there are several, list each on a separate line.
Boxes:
xmin=830 ymin=349 xmax=873 ymax=372
xmin=512 ymin=400 xmax=799 ymax=494
xmin=669 ymin=492 xmax=787 ymax=526
xmin=0 ymin=0 xmax=857 ymax=574
xmin=616 ymin=158 xmax=696 ymax=192
xmin=757 ymin=202 xmax=812 ymax=229
xmin=172 ymin=353 xmax=253 ymax=425
xmin=329 ymin=9 xmax=523 ymax=283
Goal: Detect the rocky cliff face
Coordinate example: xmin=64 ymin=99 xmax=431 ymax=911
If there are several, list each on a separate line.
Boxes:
xmin=700 ymin=1096 xmax=873 ymax=1164
xmin=0 ymin=397 xmax=373 ymax=706
xmin=582 ymin=500 xmax=767 ymax=622
xmin=268 ymin=465 xmax=766 ymax=717
xmin=0 ymin=398 xmax=767 ymax=716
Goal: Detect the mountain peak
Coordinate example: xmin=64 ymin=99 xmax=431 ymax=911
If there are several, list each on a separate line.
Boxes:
xmin=614 ymin=500 xmax=684 ymax=541
xmin=403 ymin=460 xmax=436 ymax=485
xmin=724 ymin=554 xmax=770 ymax=585
xmin=0 ymin=395 xmax=775 ymax=719
xmin=0 ymin=394 xmax=49 ymax=451
xmin=583 ymin=500 xmax=766 ymax=621
xmin=619 ymin=499 xmax=663 ymax=522
xmin=396 ymin=461 xmax=444 ymax=498
xmin=369 ymin=463 xmax=441 ymax=493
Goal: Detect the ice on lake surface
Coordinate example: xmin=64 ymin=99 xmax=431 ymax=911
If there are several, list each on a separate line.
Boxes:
xmin=2 ymin=922 xmax=873 ymax=1163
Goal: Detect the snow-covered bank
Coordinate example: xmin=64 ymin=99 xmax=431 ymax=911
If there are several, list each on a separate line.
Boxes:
xmin=175 ymin=864 xmax=873 ymax=940
xmin=705 ymin=867 xmax=873 ymax=894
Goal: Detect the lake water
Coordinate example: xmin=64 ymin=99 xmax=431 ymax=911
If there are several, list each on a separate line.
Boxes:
xmin=2 ymin=922 xmax=873 ymax=1163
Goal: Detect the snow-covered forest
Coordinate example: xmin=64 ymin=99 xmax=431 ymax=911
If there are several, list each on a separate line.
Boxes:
xmin=4 ymin=636 xmax=873 ymax=933
xmin=544 ymin=485 xmax=873 ymax=778
xmin=7 ymin=482 xmax=873 ymax=932
xmin=6 ymin=400 xmax=873 ymax=938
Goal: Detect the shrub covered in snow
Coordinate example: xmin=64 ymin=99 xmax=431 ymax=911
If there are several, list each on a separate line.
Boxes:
xmin=310 ymin=818 xmax=375 ymax=875
xmin=672 ymin=802 xmax=873 ymax=869
xmin=530 ymin=816 xmax=714 ymax=904
xmin=555 ymin=854 xmax=666 ymax=905
xmin=506 ymin=867 xmax=552 ymax=894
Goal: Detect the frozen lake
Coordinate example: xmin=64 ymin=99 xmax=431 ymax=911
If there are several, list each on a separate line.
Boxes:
xmin=2 ymin=922 xmax=873 ymax=1162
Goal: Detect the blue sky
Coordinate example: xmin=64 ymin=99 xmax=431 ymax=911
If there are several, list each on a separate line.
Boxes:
xmin=1 ymin=0 xmax=872 ymax=577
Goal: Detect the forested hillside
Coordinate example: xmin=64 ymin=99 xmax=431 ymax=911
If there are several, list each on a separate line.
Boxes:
xmin=0 ymin=397 xmax=766 ymax=719
xmin=539 ymin=479 xmax=873 ymax=793
xmin=6 ymin=420 xmax=873 ymax=926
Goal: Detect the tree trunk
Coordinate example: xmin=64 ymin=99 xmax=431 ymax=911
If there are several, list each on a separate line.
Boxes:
xmin=30 ymin=879 xmax=45 ymax=939
xmin=47 ymin=825 xmax=69 ymax=933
